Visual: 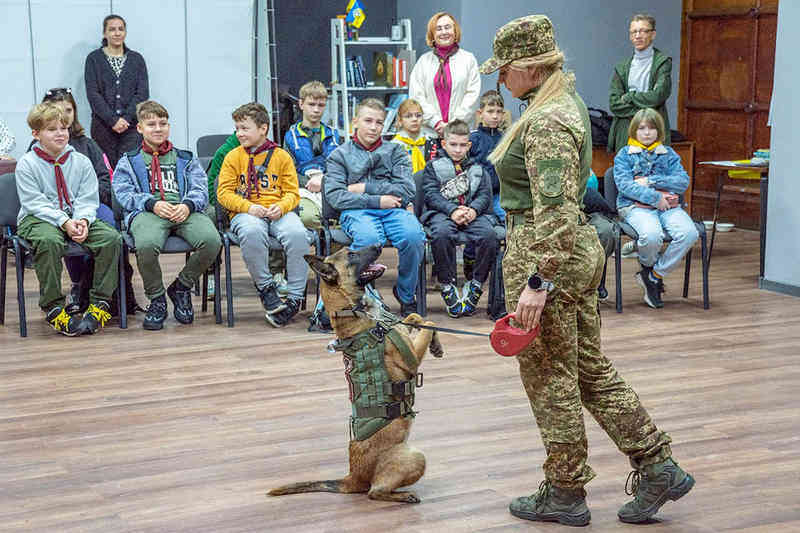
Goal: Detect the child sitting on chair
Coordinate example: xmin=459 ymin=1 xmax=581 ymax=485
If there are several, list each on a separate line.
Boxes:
xmin=613 ymin=107 xmax=698 ymax=309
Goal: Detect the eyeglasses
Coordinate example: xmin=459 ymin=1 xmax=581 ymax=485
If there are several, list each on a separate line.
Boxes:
xmin=629 ymin=29 xmax=654 ymax=36
xmin=44 ymin=88 xmax=72 ymax=99
xmin=402 ymin=113 xmax=423 ymax=119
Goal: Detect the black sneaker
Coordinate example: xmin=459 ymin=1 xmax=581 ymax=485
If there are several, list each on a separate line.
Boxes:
xmin=79 ymin=301 xmax=112 ymax=335
xmin=635 ymin=267 xmax=664 ymax=309
xmin=143 ymin=295 xmax=168 ymax=330
xmin=308 ymin=304 xmax=333 ymax=333
xmin=392 ymin=285 xmax=417 ymax=318
xmin=266 ymin=297 xmax=301 ymax=328
xmin=461 ymin=280 xmax=483 ymax=316
xmin=597 ymin=285 xmax=609 ymax=302
xmin=167 ymin=279 xmax=195 ymax=325
xmin=259 ymin=283 xmax=286 ymax=315
xmin=441 ymin=283 xmax=462 ymax=318
xmin=46 ymin=306 xmax=82 ymax=336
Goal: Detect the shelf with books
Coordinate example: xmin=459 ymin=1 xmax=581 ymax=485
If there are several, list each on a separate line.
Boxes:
xmin=330 ymin=17 xmax=414 ymax=137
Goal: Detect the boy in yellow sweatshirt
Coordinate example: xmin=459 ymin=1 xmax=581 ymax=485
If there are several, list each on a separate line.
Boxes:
xmin=217 ymin=102 xmax=309 ymax=327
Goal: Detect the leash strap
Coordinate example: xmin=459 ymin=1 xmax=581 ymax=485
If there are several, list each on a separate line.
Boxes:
xmin=405 ymin=323 xmax=490 ymax=337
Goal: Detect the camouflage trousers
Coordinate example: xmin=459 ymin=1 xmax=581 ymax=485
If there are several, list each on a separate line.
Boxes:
xmin=503 ymin=213 xmax=672 ymax=490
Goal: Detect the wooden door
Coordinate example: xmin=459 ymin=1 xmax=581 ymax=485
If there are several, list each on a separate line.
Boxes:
xmin=678 ymin=0 xmax=777 ymax=229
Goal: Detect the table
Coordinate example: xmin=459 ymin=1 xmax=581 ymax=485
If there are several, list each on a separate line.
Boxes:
xmin=698 ymin=161 xmax=769 ymax=279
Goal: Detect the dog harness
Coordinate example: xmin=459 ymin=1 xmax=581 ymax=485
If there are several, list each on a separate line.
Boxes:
xmin=329 ymin=309 xmax=422 ymax=441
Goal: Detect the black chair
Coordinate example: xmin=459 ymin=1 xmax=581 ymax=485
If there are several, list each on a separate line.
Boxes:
xmin=320 ymin=175 xmax=427 ymax=315
xmin=412 ymin=170 xmax=506 ymax=319
xmin=604 ymin=167 xmax=709 ymax=312
xmin=213 ymin=177 xmax=320 ymax=327
xmin=112 ymin=197 xmax=222 ymax=328
xmin=196 ymin=134 xmax=231 ymax=159
xmin=0 ymin=173 xmax=124 ymax=337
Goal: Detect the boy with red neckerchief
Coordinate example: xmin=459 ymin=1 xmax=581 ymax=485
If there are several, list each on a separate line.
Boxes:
xmin=15 ymin=103 xmax=121 ymax=336
xmin=113 ymin=100 xmax=221 ymax=331
xmin=217 ymin=102 xmax=309 ymax=327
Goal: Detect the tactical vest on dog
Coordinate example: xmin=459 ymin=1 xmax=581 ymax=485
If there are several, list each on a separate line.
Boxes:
xmin=331 ymin=313 xmax=422 ymax=441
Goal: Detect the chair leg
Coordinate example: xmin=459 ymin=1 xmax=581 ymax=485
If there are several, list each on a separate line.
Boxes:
xmin=683 ymin=249 xmax=692 ymax=298
xmin=1 ymin=240 xmax=7 ymax=325
xmin=224 ymin=237 xmax=234 ymax=328
xmin=701 ymin=232 xmax=710 ymax=310
xmin=615 ymin=235 xmax=623 ymax=313
xmin=417 ymin=255 xmax=427 ymax=317
xmin=201 ymin=271 xmax=208 ymax=313
xmin=118 ymin=247 xmax=127 ymax=329
xmin=14 ymin=241 xmax=27 ymax=337
xmin=214 ymin=253 xmax=222 ymax=324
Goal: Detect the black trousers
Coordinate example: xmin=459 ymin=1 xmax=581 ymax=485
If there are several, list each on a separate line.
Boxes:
xmin=427 ymin=212 xmax=498 ymax=284
xmin=91 ymin=118 xmax=142 ymax=170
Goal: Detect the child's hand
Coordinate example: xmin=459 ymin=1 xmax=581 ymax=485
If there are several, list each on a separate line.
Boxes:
xmin=379 ymin=195 xmax=402 ymax=209
xmin=265 ymin=205 xmax=283 ymax=221
xmin=465 ymin=207 xmax=477 ymax=223
xmin=305 ymin=172 xmax=323 ymax=193
xmin=170 ymin=204 xmax=190 ymax=223
xmin=634 ymin=176 xmax=649 ymax=186
xmin=153 ymin=201 xmax=175 ymax=219
xmin=248 ymin=205 xmax=270 ymax=218
xmin=656 ymin=193 xmax=671 ymax=211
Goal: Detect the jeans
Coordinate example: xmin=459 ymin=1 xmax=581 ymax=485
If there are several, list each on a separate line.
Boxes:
xmin=340 ymin=208 xmax=425 ymax=304
xmin=229 ymin=211 xmax=310 ymax=299
xmin=623 ymin=206 xmax=698 ymax=276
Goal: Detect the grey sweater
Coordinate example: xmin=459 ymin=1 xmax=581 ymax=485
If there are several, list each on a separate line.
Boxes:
xmin=15 ymin=143 xmax=99 ymax=227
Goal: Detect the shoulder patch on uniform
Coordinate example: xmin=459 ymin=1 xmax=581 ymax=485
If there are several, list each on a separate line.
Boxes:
xmin=537 ymin=159 xmax=564 ymax=199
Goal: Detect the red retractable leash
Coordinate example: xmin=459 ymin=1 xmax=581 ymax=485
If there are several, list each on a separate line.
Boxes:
xmin=489 ymin=313 xmax=541 ymax=357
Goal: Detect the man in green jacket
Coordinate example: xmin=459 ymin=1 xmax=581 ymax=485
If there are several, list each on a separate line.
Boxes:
xmin=608 ymin=13 xmax=672 ymax=153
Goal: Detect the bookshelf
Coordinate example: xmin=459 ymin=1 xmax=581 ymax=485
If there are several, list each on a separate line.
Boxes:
xmin=329 ymin=17 xmax=413 ymax=137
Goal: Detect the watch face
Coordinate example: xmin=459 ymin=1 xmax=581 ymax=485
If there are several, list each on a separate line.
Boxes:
xmin=528 ymin=275 xmax=541 ymax=289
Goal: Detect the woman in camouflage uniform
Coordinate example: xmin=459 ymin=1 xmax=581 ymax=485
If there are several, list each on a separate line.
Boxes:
xmin=481 ymin=15 xmax=694 ymax=527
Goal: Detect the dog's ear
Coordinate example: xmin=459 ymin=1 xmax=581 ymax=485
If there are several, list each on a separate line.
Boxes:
xmin=304 ymin=254 xmax=339 ymax=284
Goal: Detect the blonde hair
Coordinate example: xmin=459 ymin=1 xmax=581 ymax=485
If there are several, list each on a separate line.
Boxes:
xmin=27 ymin=103 xmax=67 ymax=130
xmin=299 ymin=80 xmax=328 ymax=101
xmin=355 ymin=98 xmax=386 ymax=118
xmin=425 ymin=12 xmax=462 ymax=47
xmin=628 ymin=108 xmax=665 ymax=143
xmin=488 ymin=48 xmax=566 ymax=166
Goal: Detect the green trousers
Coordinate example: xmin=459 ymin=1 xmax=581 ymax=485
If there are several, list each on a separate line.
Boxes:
xmin=503 ymin=217 xmax=672 ymax=489
xmin=129 ymin=212 xmax=221 ymax=300
xmin=17 ymin=216 xmax=121 ymax=312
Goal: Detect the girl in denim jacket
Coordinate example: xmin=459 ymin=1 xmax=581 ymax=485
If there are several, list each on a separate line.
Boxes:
xmin=613 ymin=108 xmax=698 ymax=308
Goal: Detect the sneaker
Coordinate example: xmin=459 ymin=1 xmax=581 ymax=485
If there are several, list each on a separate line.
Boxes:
xmin=509 ymin=480 xmax=591 ymax=526
xmin=621 ymin=241 xmax=638 ymax=259
xmin=461 ymin=280 xmax=483 ymax=316
xmin=597 ymin=285 xmax=609 ymax=302
xmin=259 ymin=283 xmax=286 ymax=315
xmin=307 ymin=301 xmax=333 ymax=333
xmin=65 ymin=280 xmax=89 ymax=315
xmin=143 ymin=295 xmax=168 ymax=330
xmin=618 ymin=458 xmax=695 ymax=524
xmin=167 ymin=279 xmax=195 ymax=325
xmin=79 ymin=301 xmax=112 ymax=334
xmin=266 ymin=297 xmax=301 ymax=327
xmin=206 ymin=278 xmax=215 ymax=301
xmin=635 ymin=267 xmax=664 ymax=309
xmin=440 ymin=284 xmax=462 ymax=318
xmin=463 ymin=256 xmax=475 ymax=281
xmin=273 ymin=272 xmax=290 ymax=298
xmin=46 ymin=306 xmax=82 ymax=336
xmin=392 ymin=285 xmax=417 ymax=318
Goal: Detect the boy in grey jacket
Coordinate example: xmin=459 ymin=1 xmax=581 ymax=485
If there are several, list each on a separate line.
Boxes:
xmin=15 ymin=103 xmax=121 ymax=336
xmin=324 ymin=98 xmax=425 ymax=317
xmin=113 ymin=100 xmax=221 ymax=330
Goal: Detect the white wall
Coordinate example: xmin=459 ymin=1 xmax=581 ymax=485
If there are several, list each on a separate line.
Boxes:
xmin=764 ymin=2 xmax=800 ymax=292
xmin=398 ymin=1 xmax=682 ymax=122
xmin=0 ymin=0 xmax=268 ymax=159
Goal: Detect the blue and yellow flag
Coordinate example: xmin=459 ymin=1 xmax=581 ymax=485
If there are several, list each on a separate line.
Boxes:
xmin=345 ymin=0 xmax=365 ymax=29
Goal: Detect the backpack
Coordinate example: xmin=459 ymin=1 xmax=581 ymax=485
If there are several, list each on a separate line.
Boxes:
xmin=587 ymin=107 xmax=613 ymax=147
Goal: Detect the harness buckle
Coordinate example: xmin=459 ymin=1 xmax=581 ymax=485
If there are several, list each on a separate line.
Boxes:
xmin=385 ymin=402 xmax=401 ymax=419
xmin=369 ymin=324 xmax=387 ymax=342
xmin=415 ymin=372 xmax=423 ymax=388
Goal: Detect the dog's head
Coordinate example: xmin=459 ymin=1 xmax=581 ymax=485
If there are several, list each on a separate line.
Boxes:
xmin=305 ymin=245 xmax=385 ymax=312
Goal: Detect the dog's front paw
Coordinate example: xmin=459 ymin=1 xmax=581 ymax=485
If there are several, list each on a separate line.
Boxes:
xmin=404 ymin=492 xmax=421 ymax=504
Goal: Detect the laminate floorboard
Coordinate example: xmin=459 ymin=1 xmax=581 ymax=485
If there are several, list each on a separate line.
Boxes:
xmin=2 ymin=230 xmax=799 ymax=532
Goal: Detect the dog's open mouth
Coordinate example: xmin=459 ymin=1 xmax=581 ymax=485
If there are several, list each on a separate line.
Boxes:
xmin=358 ymin=263 xmax=386 ymax=285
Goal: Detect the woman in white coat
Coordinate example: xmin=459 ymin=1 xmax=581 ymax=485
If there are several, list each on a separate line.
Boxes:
xmin=409 ymin=12 xmax=481 ymax=139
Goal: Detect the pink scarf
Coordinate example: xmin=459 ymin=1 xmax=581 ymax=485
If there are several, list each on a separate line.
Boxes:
xmin=433 ymin=44 xmax=458 ymax=123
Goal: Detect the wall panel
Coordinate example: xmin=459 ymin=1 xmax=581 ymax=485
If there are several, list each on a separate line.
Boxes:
xmin=1 ymin=0 xmax=38 ymax=158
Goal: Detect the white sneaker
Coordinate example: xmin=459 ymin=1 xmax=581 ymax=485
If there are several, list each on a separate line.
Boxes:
xmin=273 ymin=273 xmax=290 ymax=297
xmin=621 ymin=241 xmax=638 ymax=259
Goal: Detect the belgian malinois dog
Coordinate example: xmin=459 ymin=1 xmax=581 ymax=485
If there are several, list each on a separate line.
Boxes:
xmin=268 ymin=245 xmax=443 ymax=503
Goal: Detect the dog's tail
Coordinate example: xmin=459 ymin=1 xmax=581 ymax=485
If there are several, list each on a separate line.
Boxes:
xmin=268 ymin=479 xmax=344 ymax=496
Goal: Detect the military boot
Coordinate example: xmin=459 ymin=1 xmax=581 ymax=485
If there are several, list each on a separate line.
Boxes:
xmin=618 ymin=457 xmax=695 ymax=524
xmin=509 ymin=480 xmax=591 ymax=527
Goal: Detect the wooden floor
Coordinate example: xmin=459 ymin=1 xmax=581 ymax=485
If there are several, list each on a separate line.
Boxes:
xmin=2 ymin=230 xmax=799 ymax=532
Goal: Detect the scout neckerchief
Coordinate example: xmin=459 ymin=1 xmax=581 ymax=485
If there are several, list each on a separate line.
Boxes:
xmin=33 ymin=147 xmax=72 ymax=209
xmin=627 ymin=137 xmax=662 ymax=152
xmin=141 ymin=140 xmax=174 ymax=200
xmin=353 ymin=134 xmax=383 ymax=152
xmin=246 ymin=139 xmax=278 ymax=198
xmin=394 ymin=132 xmax=426 ymax=172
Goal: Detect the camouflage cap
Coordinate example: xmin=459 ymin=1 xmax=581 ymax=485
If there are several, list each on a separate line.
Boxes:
xmin=479 ymin=15 xmax=556 ymax=74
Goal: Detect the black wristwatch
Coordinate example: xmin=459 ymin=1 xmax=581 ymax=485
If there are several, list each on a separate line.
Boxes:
xmin=528 ymin=273 xmax=555 ymax=292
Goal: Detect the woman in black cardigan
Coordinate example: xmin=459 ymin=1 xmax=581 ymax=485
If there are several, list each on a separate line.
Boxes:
xmin=84 ymin=14 xmax=149 ymax=169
